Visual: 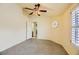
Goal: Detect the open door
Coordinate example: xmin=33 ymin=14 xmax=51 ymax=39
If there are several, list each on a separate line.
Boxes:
xmin=32 ymin=22 xmax=37 ymax=38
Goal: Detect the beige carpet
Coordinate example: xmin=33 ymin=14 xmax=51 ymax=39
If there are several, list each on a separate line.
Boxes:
xmin=0 ymin=38 xmax=68 ymax=55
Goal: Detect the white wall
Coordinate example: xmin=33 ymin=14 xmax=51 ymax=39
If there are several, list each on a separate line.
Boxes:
xmin=27 ymin=15 xmax=52 ymax=39
xmin=0 ymin=4 xmax=28 ymax=51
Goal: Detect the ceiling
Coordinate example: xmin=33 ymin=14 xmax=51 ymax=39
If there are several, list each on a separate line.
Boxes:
xmin=18 ymin=3 xmax=73 ymax=16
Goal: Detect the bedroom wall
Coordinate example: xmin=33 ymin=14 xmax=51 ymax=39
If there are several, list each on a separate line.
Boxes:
xmin=60 ymin=11 xmax=78 ymax=55
xmin=26 ymin=15 xmax=52 ymax=39
xmin=49 ymin=15 xmax=78 ymax=55
xmin=58 ymin=4 xmax=78 ymax=54
xmin=0 ymin=4 xmax=28 ymax=51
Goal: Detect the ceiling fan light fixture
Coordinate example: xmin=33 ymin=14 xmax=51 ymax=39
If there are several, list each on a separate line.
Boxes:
xmin=23 ymin=3 xmax=47 ymax=16
xmin=37 ymin=11 xmax=40 ymax=16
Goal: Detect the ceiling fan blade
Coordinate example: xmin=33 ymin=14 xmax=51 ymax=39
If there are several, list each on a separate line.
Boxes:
xmin=24 ymin=7 xmax=33 ymax=10
xmin=29 ymin=12 xmax=33 ymax=15
xmin=39 ymin=10 xmax=47 ymax=12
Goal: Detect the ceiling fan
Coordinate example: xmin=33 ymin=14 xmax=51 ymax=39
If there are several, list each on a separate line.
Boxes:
xmin=23 ymin=3 xmax=47 ymax=16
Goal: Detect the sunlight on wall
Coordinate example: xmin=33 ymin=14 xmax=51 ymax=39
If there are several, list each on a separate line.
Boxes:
xmin=49 ymin=4 xmax=78 ymax=55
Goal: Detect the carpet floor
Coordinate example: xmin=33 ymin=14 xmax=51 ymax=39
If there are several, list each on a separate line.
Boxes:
xmin=0 ymin=38 xmax=68 ymax=55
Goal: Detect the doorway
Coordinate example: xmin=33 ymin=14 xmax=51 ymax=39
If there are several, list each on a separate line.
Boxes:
xmin=32 ymin=22 xmax=37 ymax=38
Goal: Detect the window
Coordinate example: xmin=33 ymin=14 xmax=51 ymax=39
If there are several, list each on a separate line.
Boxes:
xmin=72 ymin=6 xmax=79 ymax=46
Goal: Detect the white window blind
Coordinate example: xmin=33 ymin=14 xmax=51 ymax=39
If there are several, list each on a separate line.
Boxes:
xmin=72 ymin=8 xmax=79 ymax=46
